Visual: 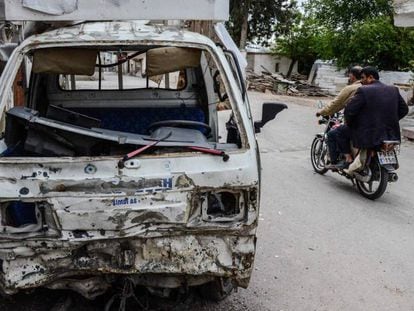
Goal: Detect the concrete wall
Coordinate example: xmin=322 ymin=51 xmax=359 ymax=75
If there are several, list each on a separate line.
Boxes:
xmin=381 ymin=71 xmax=413 ymax=102
xmin=313 ymin=63 xmax=347 ymax=95
xmin=379 ymin=71 xmax=412 ymax=85
xmin=313 ymin=62 xmax=413 ymax=101
xmin=246 ymin=52 xmax=298 ymax=76
xmin=394 ymin=0 xmax=414 ymax=27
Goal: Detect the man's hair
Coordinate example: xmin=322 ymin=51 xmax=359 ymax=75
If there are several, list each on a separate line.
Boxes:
xmin=361 ymin=66 xmax=379 ymax=80
xmin=349 ymin=66 xmax=362 ymax=80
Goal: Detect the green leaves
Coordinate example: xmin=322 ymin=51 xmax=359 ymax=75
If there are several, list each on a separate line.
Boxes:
xmin=274 ymin=15 xmax=333 ymax=74
xmin=275 ymin=0 xmax=414 ymax=72
xmin=327 ymin=16 xmax=414 ymax=70
xmin=228 ymin=0 xmax=299 ymax=48
xmin=306 ymin=0 xmax=394 ymax=31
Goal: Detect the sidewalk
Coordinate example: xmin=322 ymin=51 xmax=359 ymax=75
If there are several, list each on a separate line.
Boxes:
xmin=402 ymin=106 xmax=414 ymax=141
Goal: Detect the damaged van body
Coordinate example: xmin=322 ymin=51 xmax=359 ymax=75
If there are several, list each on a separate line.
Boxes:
xmin=0 ymin=20 xmax=285 ymax=299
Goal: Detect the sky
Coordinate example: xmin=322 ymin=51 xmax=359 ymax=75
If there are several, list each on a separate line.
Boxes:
xmin=296 ymin=0 xmax=307 ymax=11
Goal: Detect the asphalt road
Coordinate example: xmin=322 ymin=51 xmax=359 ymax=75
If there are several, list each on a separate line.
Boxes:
xmin=202 ymin=92 xmax=414 ymax=311
xmin=1 ymin=91 xmax=413 ymax=310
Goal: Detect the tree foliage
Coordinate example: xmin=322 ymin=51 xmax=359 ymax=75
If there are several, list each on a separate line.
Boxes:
xmin=273 ymin=16 xmax=327 ymax=75
xmin=331 ymin=17 xmax=414 ymax=70
xmin=275 ymin=0 xmax=414 ymax=72
xmin=305 ymin=0 xmax=394 ymax=30
xmin=227 ymin=0 xmax=299 ymax=48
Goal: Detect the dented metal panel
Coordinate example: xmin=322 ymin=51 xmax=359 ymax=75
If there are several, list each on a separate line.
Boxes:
xmin=0 ymin=151 xmax=259 ymax=293
xmin=22 ymin=0 xmax=78 ymax=16
xmin=1 ymin=235 xmax=255 ymax=293
xmin=1 ymin=0 xmax=229 ymax=21
xmin=0 ymin=21 xmax=260 ymax=298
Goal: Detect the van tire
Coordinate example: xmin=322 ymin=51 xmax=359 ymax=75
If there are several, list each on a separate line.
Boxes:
xmin=198 ymin=278 xmax=234 ymax=302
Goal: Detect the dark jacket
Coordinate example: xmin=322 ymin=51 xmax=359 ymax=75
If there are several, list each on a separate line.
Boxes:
xmin=344 ymin=81 xmax=409 ymax=149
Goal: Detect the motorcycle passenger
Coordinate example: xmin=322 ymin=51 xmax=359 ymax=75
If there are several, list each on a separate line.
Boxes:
xmin=316 ymin=66 xmax=362 ymax=169
xmin=344 ymin=66 xmax=409 ymax=151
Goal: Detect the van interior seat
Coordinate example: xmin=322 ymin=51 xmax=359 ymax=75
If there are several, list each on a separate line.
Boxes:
xmin=69 ymin=106 xmax=206 ymax=135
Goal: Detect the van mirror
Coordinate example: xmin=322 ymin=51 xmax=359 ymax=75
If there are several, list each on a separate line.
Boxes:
xmin=254 ymin=103 xmax=287 ymax=133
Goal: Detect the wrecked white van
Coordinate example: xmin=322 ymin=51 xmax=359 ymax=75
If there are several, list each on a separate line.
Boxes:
xmin=0 ymin=2 xmax=286 ymax=302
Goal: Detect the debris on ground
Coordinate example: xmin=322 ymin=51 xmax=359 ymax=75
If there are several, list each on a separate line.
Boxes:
xmin=246 ymin=70 xmax=331 ymax=97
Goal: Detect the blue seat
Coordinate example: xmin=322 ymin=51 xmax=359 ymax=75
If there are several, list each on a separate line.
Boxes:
xmin=71 ymin=107 xmax=206 ymax=134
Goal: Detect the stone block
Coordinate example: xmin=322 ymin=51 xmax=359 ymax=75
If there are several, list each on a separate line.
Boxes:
xmin=402 ymin=127 xmax=414 ymax=140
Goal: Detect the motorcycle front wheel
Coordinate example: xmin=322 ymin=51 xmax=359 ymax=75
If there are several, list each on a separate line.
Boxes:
xmin=356 ymin=158 xmax=388 ymax=200
xmin=311 ymin=137 xmax=328 ymax=175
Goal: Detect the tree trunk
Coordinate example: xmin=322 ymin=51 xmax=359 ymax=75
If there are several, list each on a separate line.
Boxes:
xmin=239 ymin=10 xmax=249 ymax=50
xmin=188 ymin=21 xmax=218 ymax=41
xmin=287 ymin=59 xmax=297 ymax=78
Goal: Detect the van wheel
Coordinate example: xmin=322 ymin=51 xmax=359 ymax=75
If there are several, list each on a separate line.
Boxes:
xmin=198 ymin=278 xmax=234 ymax=302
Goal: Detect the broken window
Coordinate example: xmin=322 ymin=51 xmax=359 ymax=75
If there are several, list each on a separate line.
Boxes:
xmin=58 ymin=50 xmax=188 ymax=91
xmin=0 ymin=45 xmax=244 ymax=158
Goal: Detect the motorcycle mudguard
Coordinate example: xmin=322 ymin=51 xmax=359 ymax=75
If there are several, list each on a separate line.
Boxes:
xmin=382 ymin=164 xmax=397 ymax=172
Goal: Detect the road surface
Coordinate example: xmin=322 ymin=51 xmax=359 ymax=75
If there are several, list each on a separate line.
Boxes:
xmin=1 ymin=91 xmax=413 ymax=311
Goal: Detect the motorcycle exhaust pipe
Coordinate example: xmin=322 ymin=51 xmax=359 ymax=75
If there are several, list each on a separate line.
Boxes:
xmin=388 ymin=173 xmax=398 ymax=182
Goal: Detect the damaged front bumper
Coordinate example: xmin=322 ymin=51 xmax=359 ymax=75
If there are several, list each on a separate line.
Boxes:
xmin=0 ymin=155 xmax=260 ymax=297
xmin=0 ymin=234 xmax=255 ymax=298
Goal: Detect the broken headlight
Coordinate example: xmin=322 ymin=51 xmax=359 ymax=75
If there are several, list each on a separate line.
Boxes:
xmin=0 ymin=201 xmax=55 ymax=234
xmin=201 ymin=191 xmax=246 ymax=222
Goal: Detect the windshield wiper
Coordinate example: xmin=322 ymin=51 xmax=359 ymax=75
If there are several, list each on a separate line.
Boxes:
xmin=118 ymin=135 xmax=230 ymax=168
xmin=118 ymin=131 xmax=172 ymax=168
xmin=188 ymin=146 xmax=229 ymax=162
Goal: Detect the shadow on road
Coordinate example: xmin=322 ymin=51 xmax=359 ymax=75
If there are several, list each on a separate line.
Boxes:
xmin=0 ymin=286 xmax=222 ymax=311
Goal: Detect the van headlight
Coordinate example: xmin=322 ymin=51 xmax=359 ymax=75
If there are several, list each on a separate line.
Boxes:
xmin=0 ymin=201 xmax=57 ymax=234
xmin=201 ymin=190 xmax=246 ymax=222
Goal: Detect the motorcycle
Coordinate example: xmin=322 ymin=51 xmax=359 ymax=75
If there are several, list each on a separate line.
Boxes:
xmin=310 ymin=112 xmax=400 ymax=200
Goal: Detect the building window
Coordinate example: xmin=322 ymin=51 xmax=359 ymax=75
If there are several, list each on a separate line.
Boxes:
xmin=275 ymin=63 xmax=280 ymax=73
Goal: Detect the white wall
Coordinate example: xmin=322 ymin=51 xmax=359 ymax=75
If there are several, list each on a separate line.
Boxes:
xmin=394 ymin=0 xmax=414 ymax=27
xmin=246 ymin=52 xmax=298 ymax=76
xmin=380 ymin=71 xmax=413 ymax=102
xmin=313 ymin=63 xmax=347 ymax=95
xmin=379 ymin=71 xmax=412 ymax=85
xmin=313 ymin=61 xmax=413 ymax=101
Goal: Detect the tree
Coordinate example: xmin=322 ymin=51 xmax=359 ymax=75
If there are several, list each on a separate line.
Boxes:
xmin=305 ymin=0 xmax=394 ymax=31
xmin=331 ymin=16 xmax=414 ymax=70
xmin=292 ymin=0 xmax=414 ymax=71
xmin=273 ymin=15 xmax=333 ymax=76
xmin=227 ymin=0 xmax=299 ymax=49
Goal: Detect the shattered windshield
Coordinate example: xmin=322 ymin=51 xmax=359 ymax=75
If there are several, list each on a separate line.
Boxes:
xmin=0 ymin=45 xmax=243 ymax=158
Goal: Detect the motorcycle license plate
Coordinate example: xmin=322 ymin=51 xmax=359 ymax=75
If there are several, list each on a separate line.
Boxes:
xmin=377 ymin=151 xmax=397 ymax=165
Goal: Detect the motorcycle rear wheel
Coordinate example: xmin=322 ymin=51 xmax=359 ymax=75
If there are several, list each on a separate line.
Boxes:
xmin=356 ymin=158 xmax=388 ymax=200
xmin=311 ymin=137 xmax=328 ymax=175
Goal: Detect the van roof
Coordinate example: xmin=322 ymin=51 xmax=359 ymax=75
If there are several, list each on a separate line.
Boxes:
xmin=0 ymin=0 xmax=229 ymax=22
xmin=22 ymin=21 xmax=216 ymax=49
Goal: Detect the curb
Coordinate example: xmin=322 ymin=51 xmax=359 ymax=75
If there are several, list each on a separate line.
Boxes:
xmin=402 ymin=126 xmax=414 ymax=141
xmin=403 ymin=105 xmax=414 ymax=140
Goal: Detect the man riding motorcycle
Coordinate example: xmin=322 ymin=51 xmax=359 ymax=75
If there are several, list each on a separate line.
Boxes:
xmin=316 ymin=66 xmax=362 ymax=169
xmin=344 ymin=66 xmax=408 ymax=153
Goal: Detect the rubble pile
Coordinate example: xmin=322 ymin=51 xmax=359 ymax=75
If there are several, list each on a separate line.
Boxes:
xmin=246 ymin=71 xmax=331 ymax=97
